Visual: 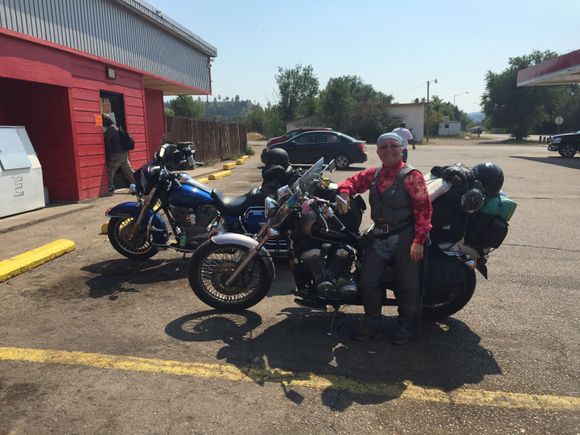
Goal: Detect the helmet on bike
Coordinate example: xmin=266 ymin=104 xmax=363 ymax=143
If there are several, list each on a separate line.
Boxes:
xmin=472 ymin=162 xmax=504 ymax=198
xmin=264 ymin=147 xmax=290 ymax=168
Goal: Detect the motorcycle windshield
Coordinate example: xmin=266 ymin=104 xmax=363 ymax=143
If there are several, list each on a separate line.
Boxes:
xmin=293 ymin=158 xmax=325 ymax=194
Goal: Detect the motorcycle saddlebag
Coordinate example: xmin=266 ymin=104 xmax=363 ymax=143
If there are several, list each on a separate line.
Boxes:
xmin=428 ymin=250 xmax=470 ymax=284
xmin=465 ymin=213 xmax=508 ymax=249
xmin=430 ymin=199 xmax=468 ymax=245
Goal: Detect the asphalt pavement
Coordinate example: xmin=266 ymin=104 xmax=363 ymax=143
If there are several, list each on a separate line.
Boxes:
xmin=0 ymin=141 xmax=578 ymax=434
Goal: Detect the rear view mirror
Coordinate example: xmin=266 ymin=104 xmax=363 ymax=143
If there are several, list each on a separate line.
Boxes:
xmin=326 ymin=160 xmax=337 ymax=173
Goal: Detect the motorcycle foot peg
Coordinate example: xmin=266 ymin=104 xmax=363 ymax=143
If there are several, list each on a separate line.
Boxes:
xmin=294 ymin=298 xmax=327 ymax=311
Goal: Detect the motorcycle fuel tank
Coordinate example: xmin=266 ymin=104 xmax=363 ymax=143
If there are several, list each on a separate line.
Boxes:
xmin=168 ymin=183 xmax=214 ymax=207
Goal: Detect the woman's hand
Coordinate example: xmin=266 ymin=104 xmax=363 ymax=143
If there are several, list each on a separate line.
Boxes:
xmin=337 ymin=192 xmax=350 ymax=215
xmin=410 ymin=242 xmax=424 ymax=262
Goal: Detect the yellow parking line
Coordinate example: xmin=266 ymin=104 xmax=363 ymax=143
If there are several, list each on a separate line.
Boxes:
xmin=0 ymin=346 xmax=578 ymax=412
xmin=0 ymin=240 xmax=75 ymax=283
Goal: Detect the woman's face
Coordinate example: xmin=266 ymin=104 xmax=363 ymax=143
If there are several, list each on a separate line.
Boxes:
xmin=377 ymin=139 xmax=402 ymax=166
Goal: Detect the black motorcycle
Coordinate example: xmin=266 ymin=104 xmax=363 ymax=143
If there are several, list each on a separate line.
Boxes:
xmin=188 ymin=158 xmax=512 ymax=322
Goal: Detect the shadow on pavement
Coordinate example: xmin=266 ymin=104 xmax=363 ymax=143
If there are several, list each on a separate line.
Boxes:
xmin=165 ymin=308 xmax=501 ymax=411
xmin=510 ymin=155 xmax=580 ymax=170
xmin=82 ymin=258 xmax=293 ymax=300
xmin=82 ymin=258 xmax=190 ymax=299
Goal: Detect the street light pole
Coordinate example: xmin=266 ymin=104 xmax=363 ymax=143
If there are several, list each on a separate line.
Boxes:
xmin=452 ymin=91 xmax=469 ymax=121
xmin=426 ymin=78 xmax=437 ymax=142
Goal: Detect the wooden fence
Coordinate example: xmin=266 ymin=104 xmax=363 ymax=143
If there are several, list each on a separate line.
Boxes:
xmin=165 ymin=116 xmax=247 ymax=162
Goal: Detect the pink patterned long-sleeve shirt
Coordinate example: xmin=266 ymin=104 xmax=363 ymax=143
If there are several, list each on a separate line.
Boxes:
xmin=338 ymin=160 xmax=432 ymax=244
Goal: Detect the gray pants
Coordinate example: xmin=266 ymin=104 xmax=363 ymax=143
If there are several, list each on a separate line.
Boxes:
xmin=359 ymin=227 xmax=421 ymax=327
xmin=107 ymin=152 xmax=134 ymax=190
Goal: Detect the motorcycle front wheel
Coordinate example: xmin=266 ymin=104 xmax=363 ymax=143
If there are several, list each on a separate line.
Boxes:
xmin=107 ymin=217 xmax=158 ymax=260
xmin=188 ymin=241 xmax=273 ymax=311
xmin=422 ymin=269 xmax=476 ymax=321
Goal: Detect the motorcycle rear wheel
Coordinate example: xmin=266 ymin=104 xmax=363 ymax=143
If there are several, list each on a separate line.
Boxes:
xmin=107 ymin=217 xmax=158 ymax=260
xmin=422 ymin=269 xmax=476 ymax=321
xmin=188 ymin=241 xmax=272 ymax=311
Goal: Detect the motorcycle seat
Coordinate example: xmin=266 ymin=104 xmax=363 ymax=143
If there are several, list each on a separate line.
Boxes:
xmin=211 ymin=187 xmax=266 ymax=215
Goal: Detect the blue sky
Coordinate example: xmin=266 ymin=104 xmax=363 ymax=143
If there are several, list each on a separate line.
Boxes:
xmin=145 ymin=0 xmax=579 ymax=113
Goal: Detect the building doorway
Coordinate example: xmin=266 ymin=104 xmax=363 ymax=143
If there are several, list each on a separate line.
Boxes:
xmin=100 ymin=91 xmax=132 ymax=189
xmin=100 ymin=91 xmax=127 ymax=129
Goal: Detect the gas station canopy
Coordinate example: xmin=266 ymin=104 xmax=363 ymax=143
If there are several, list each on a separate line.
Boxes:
xmin=517 ymin=49 xmax=580 ymax=87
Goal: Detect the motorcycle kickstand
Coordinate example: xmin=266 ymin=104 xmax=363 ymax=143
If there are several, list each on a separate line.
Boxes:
xmin=175 ymin=253 xmax=188 ymax=272
xmin=327 ymin=305 xmax=343 ymax=336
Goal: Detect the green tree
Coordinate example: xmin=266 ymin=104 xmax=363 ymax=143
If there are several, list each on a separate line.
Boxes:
xmin=169 ymin=95 xmax=204 ymax=119
xmin=318 ymin=75 xmax=393 ymax=141
xmin=262 ymin=103 xmax=285 ymax=138
xmin=319 ymin=78 xmax=355 ymax=131
xmin=275 ymin=65 xmax=319 ymax=122
xmin=244 ymin=103 xmax=265 ymax=133
xmin=482 ymin=50 xmax=561 ymax=139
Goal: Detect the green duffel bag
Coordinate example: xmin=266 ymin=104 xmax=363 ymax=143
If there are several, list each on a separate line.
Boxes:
xmin=480 ymin=193 xmax=517 ymax=222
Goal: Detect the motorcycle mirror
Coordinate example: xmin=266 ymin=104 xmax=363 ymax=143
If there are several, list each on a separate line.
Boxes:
xmin=326 ymin=160 xmax=337 ymax=173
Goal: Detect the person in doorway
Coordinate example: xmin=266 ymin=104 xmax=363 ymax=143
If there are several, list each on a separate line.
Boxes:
xmin=392 ymin=122 xmax=415 ymax=163
xmin=103 ymin=114 xmax=134 ymax=193
xmin=337 ymin=132 xmax=432 ymax=344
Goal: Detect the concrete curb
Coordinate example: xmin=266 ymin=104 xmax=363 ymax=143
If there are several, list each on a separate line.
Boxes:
xmin=209 ymin=170 xmax=232 ymax=180
xmin=0 ymin=239 xmax=76 ymax=283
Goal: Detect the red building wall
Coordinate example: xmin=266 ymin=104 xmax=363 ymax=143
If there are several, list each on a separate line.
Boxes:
xmin=0 ymin=79 xmax=78 ymax=201
xmin=0 ymin=32 xmax=164 ymax=201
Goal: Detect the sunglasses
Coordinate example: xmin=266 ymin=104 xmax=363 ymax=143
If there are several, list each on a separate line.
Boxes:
xmin=378 ymin=143 xmax=402 ymax=150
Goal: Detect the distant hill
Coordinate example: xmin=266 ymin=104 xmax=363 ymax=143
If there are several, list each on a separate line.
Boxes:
xmin=467 ymin=112 xmax=485 ymax=123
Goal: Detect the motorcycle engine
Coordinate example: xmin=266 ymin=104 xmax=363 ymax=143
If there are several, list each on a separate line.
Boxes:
xmin=172 ymin=205 xmax=218 ymax=245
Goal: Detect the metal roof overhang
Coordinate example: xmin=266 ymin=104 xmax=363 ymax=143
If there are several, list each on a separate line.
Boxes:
xmin=517 ymin=49 xmax=580 ymax=86
xmin=142 ymin=75 xmax=210 ymax=96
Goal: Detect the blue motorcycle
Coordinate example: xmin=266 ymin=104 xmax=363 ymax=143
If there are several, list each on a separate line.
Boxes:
xmin=105 ymin=143 xmax=290 ymax=260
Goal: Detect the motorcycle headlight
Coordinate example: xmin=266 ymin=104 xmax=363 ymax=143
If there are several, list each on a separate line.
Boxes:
xmin=552 ymin=137 xmax=562 ymax=144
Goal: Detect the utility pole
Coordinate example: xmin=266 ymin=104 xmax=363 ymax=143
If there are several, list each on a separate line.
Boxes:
xmin=453 ymin=91 xmax=469 ymax=121
xmin=425 ymin=79 xmax=437 ymax=143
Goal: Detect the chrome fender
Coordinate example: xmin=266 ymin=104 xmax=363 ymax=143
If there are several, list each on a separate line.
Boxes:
xmin=209 ymin=233 xmax=275 ymax=279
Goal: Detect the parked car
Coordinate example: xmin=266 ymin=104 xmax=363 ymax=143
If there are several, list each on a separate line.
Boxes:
xmin=266 ymin=127 xmax=332 ymax=146
xmin=470 ymin=126 xmax=483 ymax=135
xmin=548 ymin=130 xmax=580 ymax=158
xmin=265 ymin=130 xmax=367 ymax=169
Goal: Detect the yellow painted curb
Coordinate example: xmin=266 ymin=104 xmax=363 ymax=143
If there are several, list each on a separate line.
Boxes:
xmin=223 ymin=162 xmax=237 ymax=170
xmin=196 ymin=177 xmax=209 ymax=184
xmin=241 ymin=155 xmax=248 ymax=159
xmin=0 ymin=239 xmax=76 ymax=283
xmin=101 ymin=222 xmax=108 ymax=234
xmin=236 ymin=158 xmax=245 ymax=165
xmin=208 ymin=170 xmax=232 ymax=180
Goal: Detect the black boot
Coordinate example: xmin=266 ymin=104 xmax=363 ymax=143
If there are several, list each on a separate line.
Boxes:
xmin=391 ymin=316 xmax=414 ymax=345
xmin=351 ymin=319 xmax=383 ymax=341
